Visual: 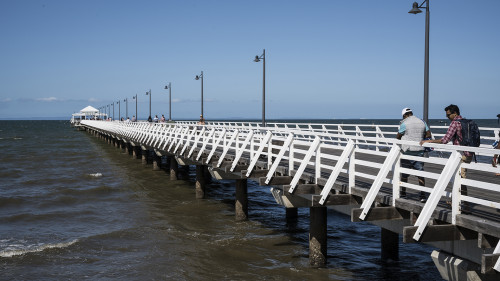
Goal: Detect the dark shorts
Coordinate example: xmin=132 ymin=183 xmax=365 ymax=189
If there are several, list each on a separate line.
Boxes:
xmin=401 ymin=150 xmax=425 ymax=180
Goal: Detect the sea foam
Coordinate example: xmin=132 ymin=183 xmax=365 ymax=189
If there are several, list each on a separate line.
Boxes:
xmin=0 ymin=239 xmax=78 ymax=258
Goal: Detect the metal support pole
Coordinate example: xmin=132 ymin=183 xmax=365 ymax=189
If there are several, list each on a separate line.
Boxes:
xmin=423 ymin=1 xmax=430 ymax=124
xmin=169 ymin=82 xmax=172 ymax=121
xmin=201 ymin=72 xmax=204 ymax=117
xmin=262 ymin=49 xmax=266 ymax=127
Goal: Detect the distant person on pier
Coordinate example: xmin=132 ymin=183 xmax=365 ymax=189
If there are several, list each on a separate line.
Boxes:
xmin=492 ymin=130 xmax=500 ymax=176
xmin=396 ymin=108 xmax=432 ymax=202
xmin=153 ymin=115 xmax=159 ymax=123
xmin=197 ymin=115 xmax=205 ymax=125
xmin=420 ymin=104 xmax=477 ymax=212
xmin=125 ymin=117 xmax=131 ymax=122
xmin=131 ymin=115 xmax=136 ymax=122
xmin=121 ymin=117 xmax=124 ymax=121
xmin=147 ymin=116 xmax=152 ymax=123
xmin=160 ymin=115 xmax=166 ymax=122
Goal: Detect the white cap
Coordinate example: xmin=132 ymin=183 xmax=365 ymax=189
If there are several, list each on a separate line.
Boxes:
xmin=401 ymin=108 xmax=412 ymax=117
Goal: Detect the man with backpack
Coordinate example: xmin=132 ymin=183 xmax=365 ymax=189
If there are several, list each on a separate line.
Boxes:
xmin=420 ymin=104 xmax=480 ymax=213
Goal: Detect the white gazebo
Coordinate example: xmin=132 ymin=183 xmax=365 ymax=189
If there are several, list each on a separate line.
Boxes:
xmin=70 ymin=105 xmax=107 ymax=126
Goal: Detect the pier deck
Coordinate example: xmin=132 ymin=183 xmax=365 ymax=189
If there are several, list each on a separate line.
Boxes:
xmin=80 ymin=120 xmax=500 ymax=280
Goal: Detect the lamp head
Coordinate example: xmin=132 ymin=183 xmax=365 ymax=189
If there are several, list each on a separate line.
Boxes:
xmin=195 ymin=75 xmax=200 ymax=80
xmin=254 ymin=55 xmax=260 ymax=62
xmin=164 ymin=85 xmax=169 ymax=89
xmin=408 ymin=2 xmax=422 ymax=14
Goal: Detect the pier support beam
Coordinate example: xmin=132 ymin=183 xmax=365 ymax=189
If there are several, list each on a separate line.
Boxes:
xmin=286 ymin=207 xmax=298 ymax=224
xmin=196 ymin=165 xmax=206 ymax=199
xmin=381 ymin=228 xmax=399 ymax=261
xmin=142 ymin=149 xmax=148 ymax=165
xmin=152 ymin=154 xmax=161 ymax=171
xmin=170 ymin=157 xmax=178 ymax=180
xmin=309 ymin=207 xmax=327 ymax=267
xmin=235 ymin=179 xmax=248 ymax=221
xmin=132 ymin=146 xmax=140 ymax=159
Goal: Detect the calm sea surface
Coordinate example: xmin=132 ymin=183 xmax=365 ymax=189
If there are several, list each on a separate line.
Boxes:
xmin=0 ymin=119 xmax=497 ymax=280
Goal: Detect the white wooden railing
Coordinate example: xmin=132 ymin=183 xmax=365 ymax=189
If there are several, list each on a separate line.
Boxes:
xmin=81 ymin=120 xmax=500 ymax=272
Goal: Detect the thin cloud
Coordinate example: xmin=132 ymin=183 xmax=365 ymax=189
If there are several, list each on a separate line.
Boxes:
xmin=0 ymin=98 xmax=12 ymax=103
xmin=36 ymin=97 xmax=59 ymax=102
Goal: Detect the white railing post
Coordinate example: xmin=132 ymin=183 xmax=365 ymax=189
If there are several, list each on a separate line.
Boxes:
xmin=316 ymin=143 xmax=322 ymax=185
xmin=229 ymin=130 xmax=253 ymax=171
xmin=392 ymin=151 xmax=401 ymax=206
xmin=265 ymin=133 xmax=294 ymax=184
xmin=288 ymin=136 xmax=321 ymax=193
xmin=217 ymin=129 xmax=239 ymax=167
xmin=412 ymin=151 xmax=462 ymax=241
xmin=358 ymin=144 xmax=401 ymax=220
xmin=245 ymin=131 xmax=272 ymax=177
xmin=318 ymin=140 xmax=355 ymax=205
xmin=348 ymin=146 xmax=356 ymax=194
xmin=289 ymin=140 xmax=295 ymax=176
xmin=188 ymin=126 xmax=206 ymax=158
xmin=451 ymin=162 xmax=462 ymax=224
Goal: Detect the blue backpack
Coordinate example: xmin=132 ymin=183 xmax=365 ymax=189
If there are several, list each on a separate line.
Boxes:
xmin=458 ymin=119 xmax=480 ymax=147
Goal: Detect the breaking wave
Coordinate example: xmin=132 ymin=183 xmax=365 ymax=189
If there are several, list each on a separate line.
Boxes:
xmin=0 ymin=239 xmax=78 ymax=258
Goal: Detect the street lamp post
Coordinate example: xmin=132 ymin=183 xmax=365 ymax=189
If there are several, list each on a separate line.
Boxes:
xmin=117 ymin=100 xmax=121 ymax=120
xmin=112 ymin=103 xmax=115 ymax=120
xmin=409 ymin=0 xmax=430 ymax=124
xmin=164 ymin=82 xmax=172 ymax=121
xmin=124 ymin=98 xmax=128 ymax=119
xmin=133 ymin=94 xmax=138 ymax=120
xmin=145 ymin=90 xmax=151 ymax=118
xmin=254 ymin=49 xmax=266 ymax=127
xmin=107 ymin=104 xmax=110 ymax=119
xmin=195 ymin=72 xmax=204 ymax=117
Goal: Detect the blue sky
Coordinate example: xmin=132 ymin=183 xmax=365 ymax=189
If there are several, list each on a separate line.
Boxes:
xmin=0 ymin=0 xmax=499 ymax=120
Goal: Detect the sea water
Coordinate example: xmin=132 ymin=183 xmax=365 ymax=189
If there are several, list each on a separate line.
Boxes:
xmin=1 ymin=119 xmax=497 ymax=280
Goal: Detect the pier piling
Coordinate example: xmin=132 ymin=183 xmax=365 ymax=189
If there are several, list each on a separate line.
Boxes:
xmin=235 ymin=179 xmax=248 ymax=221
xmin=169 ymin=157 xmax=178 ymax=180
xmin=132 ymin=145 xmax=140 ymax=159
xmin=141 ymin=149 xmax=148 ymax=165
xmin=381 ymin=228 xmax=399 ymax=261
xmin=152 ymin=154 xmax=161 ymax=171
xmin=309 ymin=207 xmax=327 ymax=267
xmin=196 ymin=165 xmax=206 ymax=199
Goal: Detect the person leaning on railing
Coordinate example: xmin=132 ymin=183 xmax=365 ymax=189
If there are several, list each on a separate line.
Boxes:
xmin=420 ymin=104 xmax=472 ymax=212
xmin=396 ymin=107 xmax=432 ymax=202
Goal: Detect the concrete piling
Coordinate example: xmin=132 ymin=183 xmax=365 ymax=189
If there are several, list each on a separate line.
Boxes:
xmin=286 ymin=207 xmax=298 ymax=224
xmin=381 ymin=228 xmax=399 ymax=261
xmin=132 ymin=145 xmax=140 ymax=159
xmin=309 ymin=207 xmax=327 ymax=267
xmin=235 ymin=179 xmax=248 ymax=221
xmin=170 ymin=157 xmax=178 ymax=180
xmin=152 ymin=154 xmax=161 ymax=171
xmin=195 ymin=165 xmax=206 ymax=199
xmin=141 ymin=149 xmax=148 ymax=164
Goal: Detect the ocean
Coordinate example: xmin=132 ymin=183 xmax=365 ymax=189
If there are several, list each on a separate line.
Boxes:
xmin=0 ymin=119 xmax=497 ymax=280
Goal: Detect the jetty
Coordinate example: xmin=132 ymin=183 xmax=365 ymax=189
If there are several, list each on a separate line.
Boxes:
xmin=79 ymin=120 xmax=500 ymax=281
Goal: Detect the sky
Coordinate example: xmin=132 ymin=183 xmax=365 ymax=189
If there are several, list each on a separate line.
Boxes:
xmin=0 ymin=0 xmax=499 ymax=120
